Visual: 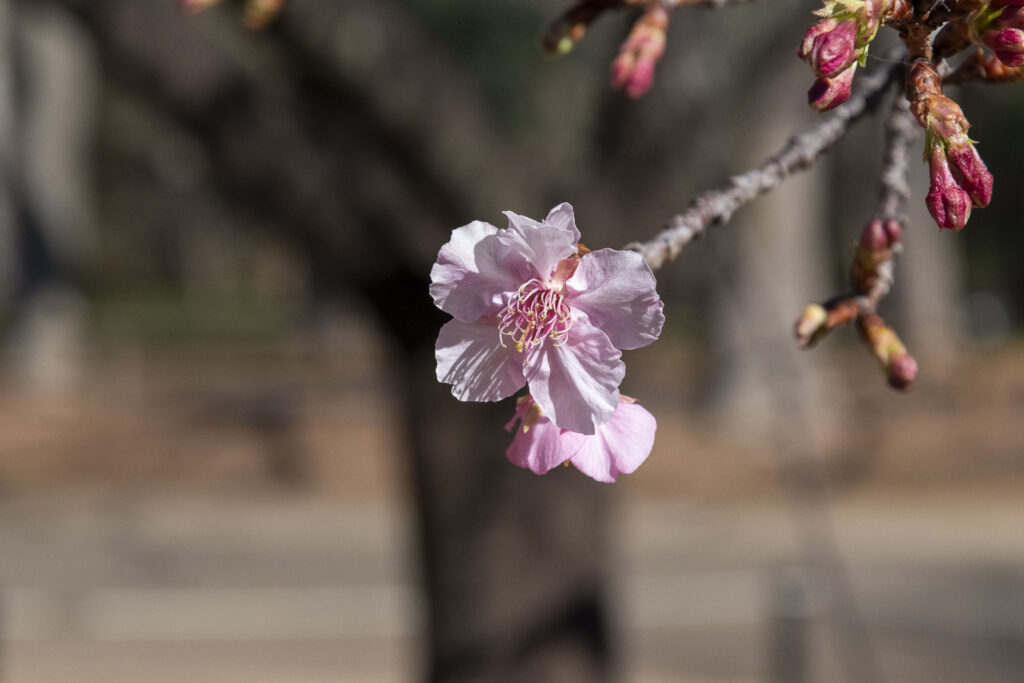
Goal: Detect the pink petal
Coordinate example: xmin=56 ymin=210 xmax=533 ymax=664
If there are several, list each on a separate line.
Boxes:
xmin=565 ymin=249 xmax=664 ymax=350
xmin=542 ymin=202 xmax=581 ymax=243
xmin=570 ymin=401 xmax=656 ymax=483
xmin=502 ymin=207 xmax=579 ymax=281
xmin=525 ymin=316 xmax=624 ymax=435
xmin=435 ymin=318 xmax=525 ymax=402
xmin=430 ymin=221 xmax=529 ymax=322
xmin=506 ymin=409 xmax=586 ymax=475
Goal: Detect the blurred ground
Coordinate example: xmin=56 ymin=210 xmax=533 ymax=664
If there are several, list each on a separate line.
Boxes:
xmin=0 ymin=335 xmax=1022 ymax=682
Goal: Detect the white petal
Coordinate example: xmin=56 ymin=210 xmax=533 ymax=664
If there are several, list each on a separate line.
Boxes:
xmin=435 ymin=319 xmax=525 ymax=402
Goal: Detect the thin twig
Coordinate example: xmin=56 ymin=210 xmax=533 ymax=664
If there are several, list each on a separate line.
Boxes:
xmin=794 ymin=92 xmax=919 ymax=390
xmin=875 ymin=98 xmax=916 ymax=225
xmin=627 ymin=57 xmax=905 ymax=271
xmin=945 ymin=49 xmax=1024 ymax=85
xmin=864 ymin=96 xmax=917 ymax=307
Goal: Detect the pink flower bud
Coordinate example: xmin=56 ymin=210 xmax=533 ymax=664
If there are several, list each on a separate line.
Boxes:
xmin=983 ymin=27 xmax=1024 ymax=66
xmin=887 ymin=353 xmax=918 ymax=391
xmin=946 ymin=143 xmax=994 ymax=207
xmin=626 ymin=57 xmax=658 ymax=99
xmin=798 ymin=19 xmax=838 ymax=59
xmin=807 ymin=63 xmax=855 ymax=112
xmin=863 ymin=0 xmax=885 ymax=31
xmin=882 ymin=219 xmax=902 ymax=245
xmin=610 ymin=53 xmax=637 ymax=90
xmin=925 ymin=95 xmax=968 ymax=142
xmin=926 ymin=146 xmax=972 ymax=231
xmin=801 ymin=19 xmax=858 ymax=78
xmin=611 ymin=8 xmax=667 ymax=99
xmin=858 ymin=219 xmax=889 ymax=251
xmin=857 ymin=313 xmax=916 ymax=391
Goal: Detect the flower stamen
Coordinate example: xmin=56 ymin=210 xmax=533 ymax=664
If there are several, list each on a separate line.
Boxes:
xmin=498 ymin=278 xmax=573 ymax=352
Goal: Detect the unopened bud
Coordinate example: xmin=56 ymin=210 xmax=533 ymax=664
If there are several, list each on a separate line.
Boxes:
xmin=542 ymin=20 xmax=587 ymax=57
xmin=798 ymin=19 xmax=838 ymax=58
xmin=611 ymin=9 xmax=668 ymax=99
xmin=794 ymin=299 xmax=859 ymax=348
xmin=858 ymin=219 xmax=889 ymax=251
xmin=800 ymin=19 xmax=858 ymax=78
xmin=983 ymin=27 xmax=1024 ymax=66
xmin=926 ymin=145 xmax=972 ymax=230
xmin=857 ymin=313 xmax=916 ymax=391
xmin=851 ymin=220 xmax=894 ymax=294
xmin=794 ymin=304 xmax=829 ymax=348
xmin=946 ymin=143 xmax=994 ymax=207
xmin=980 ymin=5 xmax=1024 ymax=66
xmin=808 ymin=63 xmax=855 ymax=112
xmin=862 ymin=0 xmax=885 ymax=32
xmin=887 ymin=353 xmax=919 ymax=391
xmin=882 ymin=218 xmax=902 ymax=245
xmin=626 ymin=58 xmax=658 ymax=99
xmin=927 ymin=95 xmax=969 ymax=143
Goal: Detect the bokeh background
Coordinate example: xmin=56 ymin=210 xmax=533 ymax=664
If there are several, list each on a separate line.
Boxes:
xmin=0 ymin=0 xmax=1022 ymax=681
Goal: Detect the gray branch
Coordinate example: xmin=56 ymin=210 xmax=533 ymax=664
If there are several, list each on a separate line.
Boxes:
xmin=875 ymin=97 xmax=917 ymax=224
xmin=627 ymin=58 xmax=905 ymax=271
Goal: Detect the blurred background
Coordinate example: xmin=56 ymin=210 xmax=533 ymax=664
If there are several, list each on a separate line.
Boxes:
xmin=0 ymin=0 xmax=1022 ymax=681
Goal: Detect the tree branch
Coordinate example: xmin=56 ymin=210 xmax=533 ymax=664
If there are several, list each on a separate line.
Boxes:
xmin=793 ymin=93 xmax=919 ymax=390
xmin=626 ymin=57 xmax=905 ymax=271
xmin=875 ymin=97 xmax=916 ymax=225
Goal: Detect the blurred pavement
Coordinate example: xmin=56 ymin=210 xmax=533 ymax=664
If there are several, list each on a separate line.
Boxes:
xmin=0 ymin=491 xmax=1022 ymax=682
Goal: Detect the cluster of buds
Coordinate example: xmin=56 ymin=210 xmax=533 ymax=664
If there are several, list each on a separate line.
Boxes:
xmin=179 ymin=0 xmax=288 ymax=29
xmin=972 ymin=0 xmax=1024 ymax=67
xmin=907 ymin=61 xmax=993 ymax=230
xmin=795 ymin=219 xmax=917 ymax=390
xmin=850 ymin=217 xmax=901 ymax=296
xmin=798 ymin=0 xmax=885 ymax=111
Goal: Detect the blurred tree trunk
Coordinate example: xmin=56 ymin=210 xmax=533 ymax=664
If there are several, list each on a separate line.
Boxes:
xmin=0 ymin=0 xmax=15 ymax=308
xmin=406 ymin=341 xmax=611 ymax=683
xmin=42 ymin=1 xmax=614 ymax=679
xmin=706 ymin=52 xmax=835 ymax=443
xmin=3 ymin=2 xmax=96 ymax=395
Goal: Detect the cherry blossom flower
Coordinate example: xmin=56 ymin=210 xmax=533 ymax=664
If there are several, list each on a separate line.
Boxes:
xmin=431 ymin=203 xmax=664 ymax=434
xmin=505 ymin=395 xmax=656 ymax=483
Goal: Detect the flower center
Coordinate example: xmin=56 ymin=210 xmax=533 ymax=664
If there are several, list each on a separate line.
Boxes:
xmin=498 ymin=278 xmax=572 ymax=352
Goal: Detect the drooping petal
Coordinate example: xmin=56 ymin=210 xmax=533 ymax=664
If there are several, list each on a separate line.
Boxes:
xmin=570 ymin=401 xmax=656 ymax=483
xmin=565 ymin=249 xmax=664 ymax=350
xmin=436 ymin=318 xmax=525 ymax=402
xmin=525 ymin=316 xmax=624 ymax=435
xmin=430 ymin=221 xmax=529 ymax=322
xmin=505 ymin=401 xmax=586 ymax=475
xmin=503 ymin=207 xmax=579 ymax=281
